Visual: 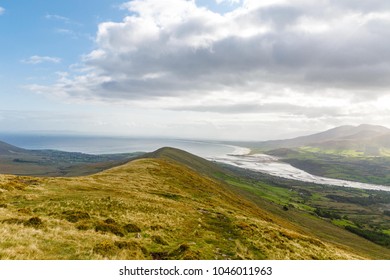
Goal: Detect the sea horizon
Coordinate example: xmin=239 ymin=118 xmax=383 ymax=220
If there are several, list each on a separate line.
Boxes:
xmin=0 ymin=133 xmax=242 ymax=158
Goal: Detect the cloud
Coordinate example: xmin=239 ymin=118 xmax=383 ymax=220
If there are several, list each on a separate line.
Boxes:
xmin=22 ymin=55 xmax=62 ymax=64
xmin=45 ymin=14 xmax=71 ymax=23
xmin=0 ymin=7 xmax=5 ymax=15
xmin=215 ymin=0 xmax=241 ymax=4
xmin=29 ymin=0 xmax=390 ymax=116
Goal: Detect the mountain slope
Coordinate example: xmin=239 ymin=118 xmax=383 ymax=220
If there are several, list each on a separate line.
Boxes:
xmin=0 ymin=148 xmax=362 ymax=260
xmin=251 ymin=124 xmax=390 ymax=155
xmin=0 ymin=140 xmax=27 ymax=155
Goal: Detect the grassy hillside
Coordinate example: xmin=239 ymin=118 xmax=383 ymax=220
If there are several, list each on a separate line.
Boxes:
xmin=0 ymin=149 xmax=362 ymax=260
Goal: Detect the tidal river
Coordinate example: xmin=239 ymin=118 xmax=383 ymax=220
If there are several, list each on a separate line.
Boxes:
xmin=209 ymin=146 xmax=390 ymax=192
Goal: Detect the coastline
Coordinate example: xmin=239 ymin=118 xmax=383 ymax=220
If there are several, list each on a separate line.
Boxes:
xmin=211 ymin=149 xmax=390 ymax=192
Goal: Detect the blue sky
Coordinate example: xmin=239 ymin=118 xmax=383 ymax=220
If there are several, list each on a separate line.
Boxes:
xmin=0 ymin=1 xmax=123 ymax=109
xmin=1 ymin=0 xmax=390 ymax=140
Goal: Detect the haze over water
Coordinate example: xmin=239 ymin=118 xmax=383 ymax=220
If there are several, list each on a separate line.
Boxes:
xmin=0 ymin=134 xmax=235 ymax=158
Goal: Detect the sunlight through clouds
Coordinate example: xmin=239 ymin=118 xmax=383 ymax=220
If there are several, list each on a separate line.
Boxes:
xmin=19 ymin=0 xmax=390 ymax=139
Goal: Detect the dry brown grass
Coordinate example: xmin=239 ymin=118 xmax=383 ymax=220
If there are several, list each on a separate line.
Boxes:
xmin=0 ymin=158 xmax=363 ymax=260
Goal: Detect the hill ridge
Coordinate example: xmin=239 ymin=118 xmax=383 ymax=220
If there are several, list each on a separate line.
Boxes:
xmin=0 ymin=147 xmax=367 ymax=260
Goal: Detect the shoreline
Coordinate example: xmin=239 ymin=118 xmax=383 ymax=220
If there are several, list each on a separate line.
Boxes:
xmin=211 ymin=150 xmax=390 ymax=192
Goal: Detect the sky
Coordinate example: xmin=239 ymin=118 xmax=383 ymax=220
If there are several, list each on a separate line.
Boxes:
xmin=1 ymin=0 xmax=390 ymax=141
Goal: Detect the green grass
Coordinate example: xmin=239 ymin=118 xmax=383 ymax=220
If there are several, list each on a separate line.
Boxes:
xmin=299 ymin=146 xmax=365 ymax=157
xmin=332 ymin=219 xmax=356 ymax=228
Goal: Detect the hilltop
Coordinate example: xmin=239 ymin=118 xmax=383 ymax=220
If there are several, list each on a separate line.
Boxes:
xmin=0 ymin=147 xmax=371 ymax=260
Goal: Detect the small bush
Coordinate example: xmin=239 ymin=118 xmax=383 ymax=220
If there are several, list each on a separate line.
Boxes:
xmin=24 ymin=217 xmax=43 ymax=228
xmin=150 ymin=251 xmax=169 ymax=260
xmin=63 ymin=210 xmax=90 ymax=223
xmin=104 ymin=218 xmax=116 ymax=224
xmin=93 ymin=241 xmax=117 ymax=257
xmin=95 ymin=221 xmax=125 ymax=237
xmin=123 ymin=223 xmax=141 ymax=233
xmin=314 ymin=208 xmax=341 ymax=220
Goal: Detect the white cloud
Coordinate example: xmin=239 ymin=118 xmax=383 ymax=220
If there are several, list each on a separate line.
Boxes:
xmin=28 ymin=0 xmax=390 ymax=124
xmin=45 ymin=14 xmax=71 ymax=23
xmin=215 ymin=0 xmax=241 ymax=4
xmin=0 ymin=7 xmax=5 ymax=15
xmin=22 ymin=55 xmax=62 ymax=64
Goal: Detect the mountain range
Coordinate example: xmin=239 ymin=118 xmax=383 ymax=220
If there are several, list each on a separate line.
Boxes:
xmin=250 ymin=124 xmax=390 ymax=156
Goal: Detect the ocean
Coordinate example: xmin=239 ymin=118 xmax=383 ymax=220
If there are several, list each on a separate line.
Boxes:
xmin=0 ymin=134 xmax=239 ymax=158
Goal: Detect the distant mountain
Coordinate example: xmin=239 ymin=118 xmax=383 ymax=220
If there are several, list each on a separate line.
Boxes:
xmin=0 ymin=139 xmax=138 ymax=176
xmin=252 ymin=124 xmax=390 ymax=156
xmin=0 ymin=140 xmax=28 ymax=155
